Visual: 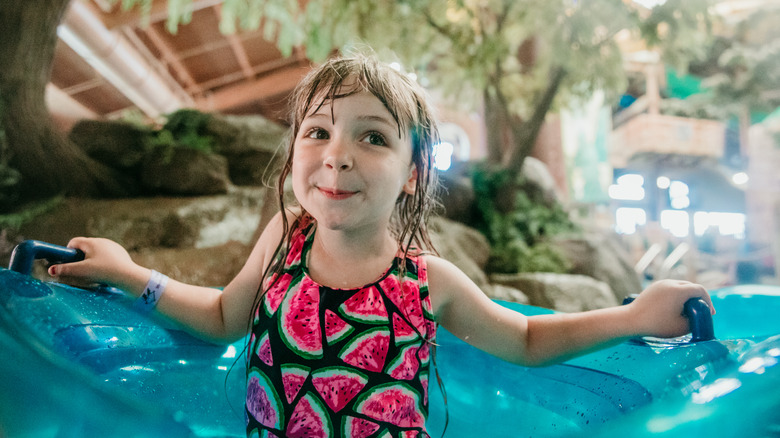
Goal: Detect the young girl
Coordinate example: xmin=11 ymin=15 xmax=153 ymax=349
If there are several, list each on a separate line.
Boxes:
xmin=49 ymin=54 xmax=713 ymax=438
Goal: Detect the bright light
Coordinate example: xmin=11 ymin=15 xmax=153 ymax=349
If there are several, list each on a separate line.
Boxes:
xmin=389 ymin=62 xmax=402 ymax=72
xmin=433 ymin=142 xmax=454 ymax=171
xmin=671 ymin=196 xmax=690 ymax=209
xmin=609 ymin=174 xmax=645 ymax=201
xmin=660 ymin=210 xmax=689 ymax=237
xmin=633 ymin=0 xmax=667 ymax=8
xmin=615 ymin=207 xmax=647 ymax=234
xmin=669 ymin=180 xmax=690 ymax=209
xmin=656 ymin=176 xmax=671 ymax=189
xmin=222 ymin=345 xmax=237 ymax=359
xmin=694 ymin=212 xmax=746 ymax=238
xmin=617 ymin=174 xmax=644 ymax=186
xmin=609 ymin=185 xmax=645 ymax=201
xmin=732 ymin=172 xmax=749 ymax=185
xmin=669 ymin=180 xmax=689 ymax=197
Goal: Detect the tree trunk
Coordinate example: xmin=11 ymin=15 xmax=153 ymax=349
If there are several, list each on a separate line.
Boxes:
xmin=482 ymin=67 xmax=566 ymax=213
xmin=504 ymin=66 xmax=566 ymax=176
xmin=483 ymin=88 xmax=512 ymax=164
xmin=0 ymin=0 xmax=136 ymax=206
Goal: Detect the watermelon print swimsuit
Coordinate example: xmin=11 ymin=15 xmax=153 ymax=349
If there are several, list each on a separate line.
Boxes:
xmin=246 ymin=217 xmax=437 ymax=438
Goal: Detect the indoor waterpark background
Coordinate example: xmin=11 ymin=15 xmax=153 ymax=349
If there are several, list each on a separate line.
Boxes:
xmin=1 ymin=1 xmax=780 ymax=436
xmin=2 ymin=0 xmax=777 ymax=304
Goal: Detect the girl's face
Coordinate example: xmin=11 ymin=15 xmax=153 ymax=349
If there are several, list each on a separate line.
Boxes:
xmin=291 ymin=90 xmax=417 ymax=234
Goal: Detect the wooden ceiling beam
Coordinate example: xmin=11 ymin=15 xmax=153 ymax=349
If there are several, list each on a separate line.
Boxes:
xmin=141 ymin=25 xmax=203 ymax=95
xmin=195 ymin=64 xmax=311 ymax=112
xmin=196 ymin=55 xmax=308 ymax=92
xmin=212 ymin=5 xmax=255 ymax=80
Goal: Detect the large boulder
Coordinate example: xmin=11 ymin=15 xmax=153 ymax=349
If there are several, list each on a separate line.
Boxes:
xmin=429 ymin=215 xmax=490 ymax=288
xmin=67 ymin=114 xmax=288 ymax=194
xmin=490 ymin=272 xmax=619 ymax=312
xmin=520 ymin=156 xmax=562 ymax=207
xmin=140 ymin=147 xmax=231 ymax=195
xmin=551 ymin=232 xmax=643 ymax=301
xmin=438 ymin=156 xmax=562 ymax=225
xmin=17 ymin=187 xmax=267 ymax=251
xmin=68 ymin=120 xmax=151 ymax=171
xmin=130 ymin=240 xmax=250 ymax=287
xmin=205 ymin=114 xmax=287 ymax=186
xmin=482 ymin=283 xmax=530 ymax=304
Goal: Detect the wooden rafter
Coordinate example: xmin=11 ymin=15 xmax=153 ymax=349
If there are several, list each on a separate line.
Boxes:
xmin=196 ymin=55 xmax=307 ymax=93
xmin=141 ymin=24 xmax=203 ymax=95
xmin=195 ymin=63 xmax=310 ymax=112
xmin=212 ymin=4 xmax=255 ymax=79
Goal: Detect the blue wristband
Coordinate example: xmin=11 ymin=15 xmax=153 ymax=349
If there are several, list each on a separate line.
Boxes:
xmin=134 ymin=270 xmax=168 ymax=312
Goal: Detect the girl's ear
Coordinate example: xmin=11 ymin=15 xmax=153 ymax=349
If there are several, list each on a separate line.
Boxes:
xmin=402 ymin=165 xmax=418 ymax=195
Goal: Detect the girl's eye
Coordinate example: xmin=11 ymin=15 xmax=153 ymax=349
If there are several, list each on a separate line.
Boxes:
xmin=363 ymin=131 xmax=387 ymax=146
xmin=305 ymin=128 xmax=329 ymax=140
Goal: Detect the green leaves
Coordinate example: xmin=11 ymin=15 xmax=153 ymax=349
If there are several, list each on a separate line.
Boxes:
xmin=471 ymin=163 xmax=577 ymax=274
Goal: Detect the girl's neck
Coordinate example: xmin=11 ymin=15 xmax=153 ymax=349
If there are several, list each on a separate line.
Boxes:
xmin=306 ymin=224 xmax=399 ymax=290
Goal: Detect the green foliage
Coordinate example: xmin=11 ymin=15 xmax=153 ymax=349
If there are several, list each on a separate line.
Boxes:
xmin=0 ymin=163 xmax=21 ymax=213
xmin=675 ymin=8 xmax=780 ymax=122
xmin=660 ymin=96 xmax=728 ymax=120
xmin=0 ymin=95 xmax=21 ymax=212
xmin=151 ymin=109 xmax=215 ymax=155
xmin=140 ymin=0 xmax=711 ymax=122
xmin=638 ymin=0 xmax=713 ymax=72
xmin=0 ymin=196 xmax=63 ymax=230
xmin=471 ymin=164 xmax=577 ymax=274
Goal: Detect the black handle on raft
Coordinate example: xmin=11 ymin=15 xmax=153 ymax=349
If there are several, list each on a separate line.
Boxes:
xmin=8 ymin=240 xmax=85 ymax=276
xmin=684 ymin=297 xmax=715 ymax=342
xmin=623 ymin=295 xmax=715 ymax=342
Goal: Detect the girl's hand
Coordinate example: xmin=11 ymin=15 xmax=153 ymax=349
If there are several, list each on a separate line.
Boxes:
xmin=627 ymin=279 xmax=714 ymax=338
xmin=47 ymin=237 xmax=148 ymax=292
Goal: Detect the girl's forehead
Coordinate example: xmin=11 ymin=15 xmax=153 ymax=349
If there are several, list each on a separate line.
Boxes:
xmin=306 ymin=90 xmax=402 ymax=129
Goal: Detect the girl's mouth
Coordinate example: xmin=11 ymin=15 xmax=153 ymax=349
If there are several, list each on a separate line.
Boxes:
xmin=318 ymin=187 xmax=358 ymax=200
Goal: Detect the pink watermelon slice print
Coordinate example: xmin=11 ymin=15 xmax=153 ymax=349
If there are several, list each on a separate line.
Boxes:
xmin=279 ymin=276 xmax=323 ymax=359
xmin=324 ymin=309 xmax=354 ymax=345
xmin=286 ymin=392 xmax=333 ymax=438
xmin=257 ymin=330 xmax=273 ymax=366
xmin=281 ymin=364 xmax=310 ymax=404
xmin=338 ymin=327 xmax=390 ymax=373
xmin=419 ymin=369 xmax=429 ymax=405
xmin=339 ymin=286 xmax=389 ymax=324
xmin=341 ymin=416 xmax=380 ymax=438
xmin=392 ymin=312 xmax=417 ymax=345
xmin=246 ymin=368 xmax=284 ymax=429
xmin=384 ymin=343 xmax=420 ymax=380
xmin=264 ymin=273 xmax=295 ymax=316
xmin=285 ymin=229 xmax=307 ymax=269
xmin=418 ymin=342 xmax=430 ymax=367
xmin=311 ymin=366 xmax=368 ymax=412
xmin=379 ymin=276 xmax=426 ymax=335
xmin=354 ymin=382 xmax=425 ymax=428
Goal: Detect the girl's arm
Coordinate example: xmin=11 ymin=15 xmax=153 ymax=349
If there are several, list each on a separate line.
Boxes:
xmin=49 ymin=211 xmax=292 ymax=344
xmin=426 ymin=256 xmax=713 ymax=367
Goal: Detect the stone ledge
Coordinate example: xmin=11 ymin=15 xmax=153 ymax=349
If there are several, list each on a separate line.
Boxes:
xmin=17 ymin=186 xmax=268 ymax=251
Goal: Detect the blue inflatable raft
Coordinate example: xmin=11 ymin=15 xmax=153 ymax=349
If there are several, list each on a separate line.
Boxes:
xmin=2 ymin=240 xmax=780 ymax=437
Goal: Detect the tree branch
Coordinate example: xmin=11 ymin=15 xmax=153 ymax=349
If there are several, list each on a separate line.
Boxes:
xmin=505 ymin=66 xmax=566 ymax=174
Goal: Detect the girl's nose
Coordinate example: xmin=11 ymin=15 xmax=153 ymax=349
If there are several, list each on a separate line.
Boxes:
xmin=323 ymin=142 xmax=353 ymax=171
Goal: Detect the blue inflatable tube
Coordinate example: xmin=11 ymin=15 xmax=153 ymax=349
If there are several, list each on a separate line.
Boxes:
xmin=3 ymin=240 xmax=780 ymax=437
